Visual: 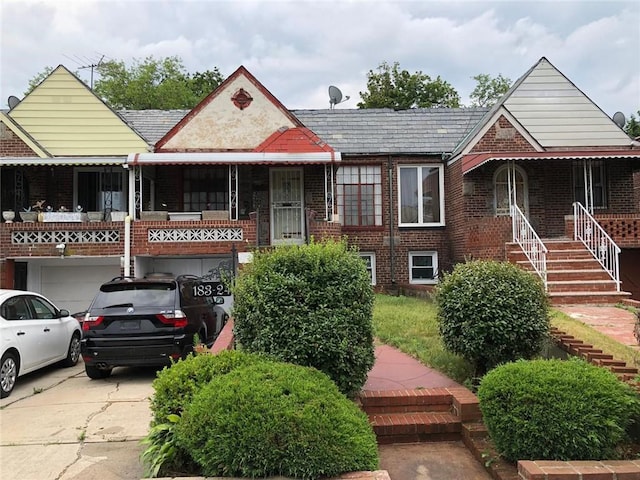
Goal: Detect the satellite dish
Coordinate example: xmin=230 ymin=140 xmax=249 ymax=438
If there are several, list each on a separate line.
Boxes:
xmin=612 ymin=111 xmax=626 ymax=129
xmin=7 ymin=95 xmax=20 ymax=110
xmin=328 ymin=85 xmax=350 ymax=109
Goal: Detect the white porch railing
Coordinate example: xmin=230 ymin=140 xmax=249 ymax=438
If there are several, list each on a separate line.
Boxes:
xmin=573 ymin=202 xmax=621 ymax=291
xmin=511 ymin=204 xmax=548 ymax=290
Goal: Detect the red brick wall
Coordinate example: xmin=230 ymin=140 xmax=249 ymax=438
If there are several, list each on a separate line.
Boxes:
xmin=0 ymin=126 xmax=38 ymax=157
xmin=470 ymin=116 xmax=537 ymax=153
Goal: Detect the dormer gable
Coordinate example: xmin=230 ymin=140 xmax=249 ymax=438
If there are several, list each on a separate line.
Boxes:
xmin=155 ymin=66 xmax=305 ymax=152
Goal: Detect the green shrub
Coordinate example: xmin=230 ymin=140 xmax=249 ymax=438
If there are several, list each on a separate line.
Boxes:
xmin=176 ymin=360 xmax=379 ymax=479
xmin=232 ymin=239 xmax=375 ymax=396
xmin=478 ymin=358 xmax=640 ymax=461
xmin=436 ymin=260 xmax=549 ymax=375
xmin=150 ymin=350 xmax=269 ymax=424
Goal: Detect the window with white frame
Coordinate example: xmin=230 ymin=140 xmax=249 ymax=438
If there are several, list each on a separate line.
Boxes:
xmin=336 ymin=166 xmax=382 ymax=226
xmin=359 ymin=253 xmax=376 ymax=285
xmin=409 ymin=252 xmax=438 ymax=284
xmin=493 ymin=164 xmax=528 ymax=216
xmin=573 ymin=160 xmax=607 ymax=209
xmin=398 ymin=165 xmax=444 ymax=226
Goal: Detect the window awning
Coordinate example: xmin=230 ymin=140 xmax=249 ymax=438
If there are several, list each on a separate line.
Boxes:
xmin=0 ymin=157 xmax=127 ymax=167
xmin=125 ymin=151 xmax=341 ymax=166
xmin=461 ymin=150 xmax=640 ymax=174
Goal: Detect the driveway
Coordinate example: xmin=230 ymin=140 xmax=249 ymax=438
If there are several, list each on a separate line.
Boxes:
xmin=0 ymin=362 xmax=156 ymax=480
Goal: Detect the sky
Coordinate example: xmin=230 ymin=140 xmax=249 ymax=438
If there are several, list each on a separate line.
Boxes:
xmin=1 ymin=0 xmax=639 ymax=119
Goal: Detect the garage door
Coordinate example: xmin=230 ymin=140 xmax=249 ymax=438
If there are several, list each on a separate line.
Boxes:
xmin=41 ymin=265 xmax=121 ymax=314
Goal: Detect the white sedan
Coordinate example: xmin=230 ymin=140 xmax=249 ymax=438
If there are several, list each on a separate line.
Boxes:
xmin=0 ymin=289 xmax=82 ymax=398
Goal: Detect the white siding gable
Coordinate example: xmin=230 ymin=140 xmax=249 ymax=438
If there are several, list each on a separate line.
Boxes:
xmin=504 ymin=59 xmax=632 ymax=148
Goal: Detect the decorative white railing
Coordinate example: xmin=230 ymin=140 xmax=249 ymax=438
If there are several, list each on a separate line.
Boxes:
xmin=12 ymin=230 xmax=120 ymax=244
xmin=148 ymin=227 xmax=243 ymax=243
xmin=511 ymin=204 xmax=548 ymax=290
xmin=573 ymin=202 xmax=620 ymax=291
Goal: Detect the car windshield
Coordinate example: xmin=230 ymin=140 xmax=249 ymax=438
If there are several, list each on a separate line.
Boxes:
xmin=93 ymin=283 xmax=176 ymax=309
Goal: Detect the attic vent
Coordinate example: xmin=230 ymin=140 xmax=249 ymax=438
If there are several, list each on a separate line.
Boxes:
xmin=231 ymin=88 xmax=253 ymax=110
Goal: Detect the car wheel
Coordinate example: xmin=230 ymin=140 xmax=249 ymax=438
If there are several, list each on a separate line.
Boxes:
xmin=1 ymin=352 xmax=18 ymax=398
xmin=85 ymin=364 xmax=112 ymax=379
xmin=62 ymin=332 xmax=81 ymax=367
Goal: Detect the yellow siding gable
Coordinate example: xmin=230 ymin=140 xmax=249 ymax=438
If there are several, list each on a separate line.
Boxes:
xmin=161 ymin=73 xmax=297 ymax=151
xmin=9 ymin=66 xmax=149 ymax=156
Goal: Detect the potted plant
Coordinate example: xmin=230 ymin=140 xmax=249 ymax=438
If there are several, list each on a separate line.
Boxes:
xmin=87 ymin=211 xmax=104 ymax=222
xmin=20 ymin=204 xmax=40 ymax=223
xmin=2 ymin=210 xmax=15 ymax=223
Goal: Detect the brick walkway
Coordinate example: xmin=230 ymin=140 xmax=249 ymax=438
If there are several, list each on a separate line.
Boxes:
xmin=555 ymin=305 xmax=639 ymax=349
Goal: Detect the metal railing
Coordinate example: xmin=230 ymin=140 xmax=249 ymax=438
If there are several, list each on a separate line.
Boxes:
xmin=573 ymin=202 xmax=621 ymax=291
xmin=511 ymin=204 xmax=548 ymax=290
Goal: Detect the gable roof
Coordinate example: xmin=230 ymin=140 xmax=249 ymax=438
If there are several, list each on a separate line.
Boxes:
xmin=452 ymin=57 xmax=634 ymax=157
xmin=7 ymin=65 xmax=149 ymax=156
xmin=155 ymin=66 xmax=305 ymax=152
xmin=0 ymin=111 xmax=50 ymax=157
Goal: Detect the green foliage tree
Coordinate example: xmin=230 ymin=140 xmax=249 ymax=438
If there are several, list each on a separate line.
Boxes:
xmin=624 ymin=110 xmax=640 ymax=138
xmin=478 ymin=358 xmax=640 ymax=461
xmin=24 ymin=66 xmax=56 ymax=95
xmin=94 ymin=56 xmax=224 ymax=109
xmin=232 ymin=239 xmax=375 ymax=397
xmin=358 ymin=61 xmax=460 ymax=109
xmin=435 ymin=260 xmax=549 ymax=376
xmin=469 ymin=73 xmax=512 ymax=107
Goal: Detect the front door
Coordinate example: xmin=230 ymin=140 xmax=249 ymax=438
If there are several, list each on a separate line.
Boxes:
xmin=270 ymin=168 xmax=304 ymax=245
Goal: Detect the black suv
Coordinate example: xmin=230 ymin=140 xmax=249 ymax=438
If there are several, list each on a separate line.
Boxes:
xmin=80 ymin=274 xmax=225 ymax=379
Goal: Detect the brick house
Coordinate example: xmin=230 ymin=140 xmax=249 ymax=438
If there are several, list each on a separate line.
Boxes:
xmin=1 ymin=57 xmax=639 ymax=313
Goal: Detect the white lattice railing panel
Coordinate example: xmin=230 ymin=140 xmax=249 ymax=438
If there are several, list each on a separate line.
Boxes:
xmin=12 ymin=230 xmax=120 ymax=244
xmin=148 ymin=228 xmax=243 ymax=243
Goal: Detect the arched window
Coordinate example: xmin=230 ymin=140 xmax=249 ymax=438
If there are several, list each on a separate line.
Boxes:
xmin=493 ymin=164 xmax=528 ymax=216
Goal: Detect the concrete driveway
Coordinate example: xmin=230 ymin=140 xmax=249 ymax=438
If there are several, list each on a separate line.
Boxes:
xmin=0 ymin=361 xmax=156 ymax=480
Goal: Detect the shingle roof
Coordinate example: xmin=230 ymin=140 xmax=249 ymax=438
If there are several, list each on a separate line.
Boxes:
xmin=119 ymin=107 xmax=489 ymax=154
xmin=293 ymin=108 xmax=489 ymax=154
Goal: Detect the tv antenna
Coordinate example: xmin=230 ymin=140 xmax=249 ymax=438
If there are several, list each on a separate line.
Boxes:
xmin=329 ymin=85 xmax=350 ymax=109
xmin=64 ymin=53 xmax=106 ymax=89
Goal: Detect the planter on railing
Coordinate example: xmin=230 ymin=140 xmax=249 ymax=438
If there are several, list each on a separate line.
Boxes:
xmin=140 ymin=211 xmax=168 ymax=221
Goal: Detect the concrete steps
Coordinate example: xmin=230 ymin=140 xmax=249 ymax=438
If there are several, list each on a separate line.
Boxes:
xmin=358 ymin=388 xmax=481 ymax=445
xmin=507 ymin=240 xmax=630 ymax=305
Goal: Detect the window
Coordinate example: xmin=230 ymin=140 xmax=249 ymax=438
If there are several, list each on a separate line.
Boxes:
xmin=337 ymin=166 xmax=382 ymax=226
xmin=398 ymin=165 xmax=444 ymax=226
xmin=409 ymin=252 xmax=438 ymax=284
xmin=493 ymin=165 xmax=528 ymax=216
xmin=573 ymin=160 xmax=607 ymax=209
xmin=29 ymin=296 xmax=57 ymax=319
xmin=75 ymin=168 xmax=126 ymax=212
xmin=183 ymin=167 xmax=229 ymax=212
xmin=359 ymin=253 xmax=376 ymax=285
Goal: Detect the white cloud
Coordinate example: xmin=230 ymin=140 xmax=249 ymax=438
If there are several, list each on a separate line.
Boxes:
xmin=1 ymin=0 xmax=638 ymax=117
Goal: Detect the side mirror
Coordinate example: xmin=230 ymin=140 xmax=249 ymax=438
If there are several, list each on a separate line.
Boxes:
xmin=59 ymin=309 xmax=70 ymax=318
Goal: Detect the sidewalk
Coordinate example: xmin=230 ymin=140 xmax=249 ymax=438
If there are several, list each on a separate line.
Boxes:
xmin=555 ymin=305 xmax=638 ymax=349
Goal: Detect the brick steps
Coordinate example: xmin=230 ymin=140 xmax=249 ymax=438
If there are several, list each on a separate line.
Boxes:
xmin=358 ymin=388 xmax=481 ymax=445
xmin=507 ymin=240 xmax=629 ymax=305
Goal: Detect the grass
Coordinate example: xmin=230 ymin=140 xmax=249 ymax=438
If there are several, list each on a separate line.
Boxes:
xmin=550 ymin=308 xmax=640 ymax=369
xmin=373 ymin=294 xmax=640 ymax=384
xmin=372 ymin=294 xmax=473 ymax=383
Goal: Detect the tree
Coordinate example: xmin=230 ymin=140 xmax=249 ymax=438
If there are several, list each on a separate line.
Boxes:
xmin=624 ymin=110 xmax=640 ymax=139
xmin=25 ymin=66 xmax=56 ymax=95
xmin=358 ymin=61 xmax=460 ymax=109
xmin=469 ymin=73 xmax=512 ymax=107
xmin=94 ymin=56 xmax=224 ymax=109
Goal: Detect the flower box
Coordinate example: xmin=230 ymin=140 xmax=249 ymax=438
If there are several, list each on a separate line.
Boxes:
xmin=140 ymin=211 xmax=168 ymax=221
xmin=169 ymin=212 xmax=202 ymax=221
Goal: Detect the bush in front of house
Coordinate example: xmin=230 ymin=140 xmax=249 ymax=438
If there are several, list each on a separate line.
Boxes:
xmin=436 ymin=259 xmax=549 ymax=375
xmin=175 ymin=359 xmax=379 ymax=479
xmin=232 ymin=239 xmax=375 ymax=397
xmin=478 ymin=358 xmax=640 ymax=461
xmin=150 ymin=350 xmax=270 ymax=424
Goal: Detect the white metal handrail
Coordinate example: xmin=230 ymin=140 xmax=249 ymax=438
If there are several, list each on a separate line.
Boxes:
xmin=573 ymin=202 xmax=621 ymax=291
xmin=511 ymin=204 xmax=548 ymax=290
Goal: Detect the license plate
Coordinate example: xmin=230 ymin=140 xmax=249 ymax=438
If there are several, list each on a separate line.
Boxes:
xmin=120 ymin=320 xmax=141 ymax=330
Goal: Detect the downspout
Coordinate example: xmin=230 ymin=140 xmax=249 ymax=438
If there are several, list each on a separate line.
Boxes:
xmin=388 ymin=155 xmax=395 ymax=286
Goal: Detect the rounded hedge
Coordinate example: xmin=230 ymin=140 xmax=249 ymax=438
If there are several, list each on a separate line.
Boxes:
xmin=175 ymin=360 xmax=379 ymax=479
xmin=150 ymin=350 xmax=270 ymax=424
xmin=436 ymin=260 xmax=549 ymax=374
xmin=232 ymin=239 xmax=375 ymax=397
xmin=478 ymin=358 xmax=640 ymax=461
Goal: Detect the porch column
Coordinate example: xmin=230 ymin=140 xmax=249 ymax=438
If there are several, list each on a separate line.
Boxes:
xmin=229 ymin=165 xmax=238 ymax=221
xmin=128 ymin=166 xmax=137 ymax=218
xmin=324 ymin=164 xmax=334 ymax=221
xmin=582 ymin=160 xmax=595 ymax=214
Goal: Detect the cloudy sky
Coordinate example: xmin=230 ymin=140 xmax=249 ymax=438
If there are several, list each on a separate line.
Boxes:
xmin=1 ymin=0 xmax=638 ymax=118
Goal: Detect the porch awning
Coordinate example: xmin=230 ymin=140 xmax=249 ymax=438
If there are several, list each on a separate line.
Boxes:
xmin=0 ymin=156 xmax=127 ymax=167
xmin=125 ymin=151 xmax=341 ymax=167
xmin=461 ymin=150 xmax=640 ymax=174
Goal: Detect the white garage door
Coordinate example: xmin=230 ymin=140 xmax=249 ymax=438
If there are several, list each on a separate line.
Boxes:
xmin=41 ymin=265 xmax=121 ymax=314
